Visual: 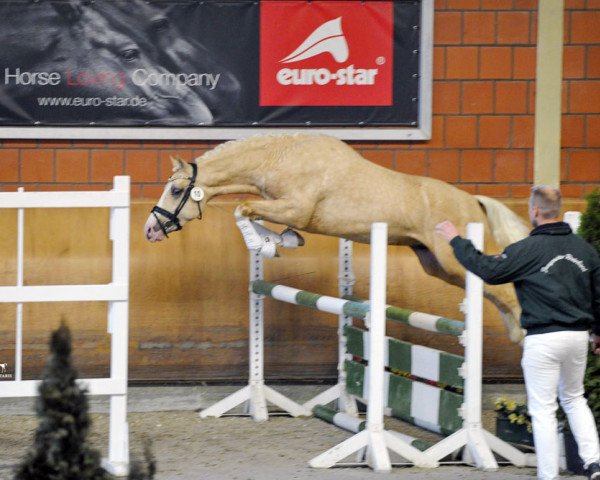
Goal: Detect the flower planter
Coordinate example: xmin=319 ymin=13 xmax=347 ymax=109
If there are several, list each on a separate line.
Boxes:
xmin=496 ymin=416 xmax=534 ymax=447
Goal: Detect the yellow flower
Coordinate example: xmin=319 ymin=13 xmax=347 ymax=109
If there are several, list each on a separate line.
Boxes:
xmin=495 ymin=397 xmax=532 ymax=429
xmin=495 ymin=397 xmax=509 ymax=411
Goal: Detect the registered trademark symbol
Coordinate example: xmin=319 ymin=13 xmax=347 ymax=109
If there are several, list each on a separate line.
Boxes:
xmin=376 ymin=56 xmax=386 ymax=65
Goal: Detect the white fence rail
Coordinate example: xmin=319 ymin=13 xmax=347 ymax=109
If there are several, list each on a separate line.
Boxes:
xmin=0 ymin=177 xmax=130 ymax=476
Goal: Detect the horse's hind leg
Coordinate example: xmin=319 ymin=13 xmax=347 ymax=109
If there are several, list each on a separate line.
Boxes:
xmin=482 ymin=283 xmax=524 ymax=344
xmin=238 ymin=198 xmax=314 ymax=229
xmin=412 ymin=244 xmax=464 ymax=287
xmin=413 ymin=241 xmax=525 ymax=344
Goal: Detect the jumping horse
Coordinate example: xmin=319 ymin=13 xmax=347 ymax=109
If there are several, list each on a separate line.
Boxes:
xmin=145 ymin=133 xmax=530 ymax=343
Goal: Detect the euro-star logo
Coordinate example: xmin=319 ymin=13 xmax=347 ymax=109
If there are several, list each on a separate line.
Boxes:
xmin=276 ymin=18 xmax=380 ymax=87
xmin=260 ymin=2 xmax=394 ymax=107
xmin=280 ymin=17 xmax=349 ymax=64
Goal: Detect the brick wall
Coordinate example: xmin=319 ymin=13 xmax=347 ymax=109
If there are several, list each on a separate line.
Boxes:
xmin=0 ymin=0 xmax=598 ymax=199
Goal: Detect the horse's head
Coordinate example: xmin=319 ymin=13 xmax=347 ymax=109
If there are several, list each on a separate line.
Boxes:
xmin=144 ymin=158 xmax=208 ymax=242
xmin=86 ymin=0 xmax=242 ymax=119
xmin=0 ymin=1 xmax=213 ymax=125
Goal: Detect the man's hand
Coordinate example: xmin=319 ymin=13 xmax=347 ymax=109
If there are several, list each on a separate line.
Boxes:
xmin=592 ymin=334 xmax=600 ymax=355
xmin=435 ymin=220 xmax=460 ymax=242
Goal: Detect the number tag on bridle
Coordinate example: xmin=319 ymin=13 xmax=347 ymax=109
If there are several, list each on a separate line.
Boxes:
xmin=190 ymin=187 xmax=205 ymax=202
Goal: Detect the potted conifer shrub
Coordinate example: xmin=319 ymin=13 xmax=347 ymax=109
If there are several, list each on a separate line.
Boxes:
xmin=15 ymin=322 xmax=107 ymax=480
xmin=15 ymin=321 xmax=156 ymax=480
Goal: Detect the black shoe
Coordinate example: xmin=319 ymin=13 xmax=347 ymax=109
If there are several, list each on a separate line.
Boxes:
xmin=587 ymin=462 xmax=600 ymax=480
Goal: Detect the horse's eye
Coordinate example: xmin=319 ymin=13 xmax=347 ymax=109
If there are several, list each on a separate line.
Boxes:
xmin=151 ymin=17 xmax=170 ymax=33
xmin=171 ymin=187 xmax=183 ymax=197
xmin=120 ymin=48 xmax=140 ymax=62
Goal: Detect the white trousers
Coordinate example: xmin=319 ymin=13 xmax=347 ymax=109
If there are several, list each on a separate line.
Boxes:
xmin=522 ymin=330 xmax=600 ymax=480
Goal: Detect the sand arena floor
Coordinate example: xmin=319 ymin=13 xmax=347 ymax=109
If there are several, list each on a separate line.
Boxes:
xmin=0 ymin=384 xmax=573 ymax=480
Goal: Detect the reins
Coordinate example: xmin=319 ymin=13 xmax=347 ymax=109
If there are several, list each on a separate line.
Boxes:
xmin=151 ymin=162 xmax=203 ymax=238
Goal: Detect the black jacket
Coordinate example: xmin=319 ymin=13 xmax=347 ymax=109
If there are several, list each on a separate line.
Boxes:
xmin=450 ymin=222 xmax=600 ymax=336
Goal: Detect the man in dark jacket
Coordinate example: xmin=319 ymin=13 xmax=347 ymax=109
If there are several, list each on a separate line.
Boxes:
xmin=435 ymin=185 xmax=600 ymax=480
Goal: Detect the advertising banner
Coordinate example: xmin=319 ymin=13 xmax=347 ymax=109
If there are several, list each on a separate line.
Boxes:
xmin=0 ymin=0 xmax=421 ymax=128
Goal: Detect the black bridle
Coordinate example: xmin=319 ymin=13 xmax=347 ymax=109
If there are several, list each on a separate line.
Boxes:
xmin=151 ymin=163 xmax=203 ymax=238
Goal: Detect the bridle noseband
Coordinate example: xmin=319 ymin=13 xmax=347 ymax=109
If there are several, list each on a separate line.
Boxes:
xmin=151 ymin=162 xmax=203 ymax=238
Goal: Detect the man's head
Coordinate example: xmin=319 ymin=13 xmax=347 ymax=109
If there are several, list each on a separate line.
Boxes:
xmin=529 ymin=185 xmax=562 ymax=227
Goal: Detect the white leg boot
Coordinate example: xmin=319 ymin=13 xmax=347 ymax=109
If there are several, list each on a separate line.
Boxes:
xmin=234 ymin=207 xmax=304 ymax=257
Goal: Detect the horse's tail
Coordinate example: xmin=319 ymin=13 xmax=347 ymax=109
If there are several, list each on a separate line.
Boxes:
xmin=475 ymin=195 xmax=530 ymax=248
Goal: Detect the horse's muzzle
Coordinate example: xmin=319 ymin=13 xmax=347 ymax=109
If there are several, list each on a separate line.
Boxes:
xmin=144 ymin=215 xmax=167 ymax=242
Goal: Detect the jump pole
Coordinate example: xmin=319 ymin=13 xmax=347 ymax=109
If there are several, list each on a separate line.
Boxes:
xmin=199 ymin=230 xmax=311 ymax=421
xmin=309 ymin=222 xmax=437 ymax=471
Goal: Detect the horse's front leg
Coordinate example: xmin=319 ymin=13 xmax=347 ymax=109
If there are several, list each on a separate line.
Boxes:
xmin=234 ymin=199 xmax=310 ymax=257
xmin=238 ymin=198 xmax=314 ymax=230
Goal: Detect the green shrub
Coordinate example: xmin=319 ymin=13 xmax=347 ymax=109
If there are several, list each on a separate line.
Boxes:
xmin=579 ymin=189 xmax=600 ymax=254
xmin=15 ymin=322 xmax=156 ymax=480
xmin=15 ymin=322 xmax=107 ymax=480
xmin=577 ymin=188 xmax=600 ymax=430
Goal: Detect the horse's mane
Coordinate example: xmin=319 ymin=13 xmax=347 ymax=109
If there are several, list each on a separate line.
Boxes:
xmin=198 ymin=133 xmax=315 ymax=163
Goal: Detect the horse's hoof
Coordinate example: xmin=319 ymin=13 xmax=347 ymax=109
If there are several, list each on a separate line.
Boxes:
xmin=238 ymin=203 xmax=254 ymax=218
xmin=241 ymin=208 xmax=253 ymax=218
xmin=281 ymin=228 xmax=305 ymax=248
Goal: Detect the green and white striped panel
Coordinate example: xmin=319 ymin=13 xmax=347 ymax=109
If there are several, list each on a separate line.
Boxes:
xmin=387 ymin=372 xmax=463 ymax=435
xmin=344 ymin=325 xmax=464 ymax=390
xmin=344 ymin=360 xmax=463 ymax=436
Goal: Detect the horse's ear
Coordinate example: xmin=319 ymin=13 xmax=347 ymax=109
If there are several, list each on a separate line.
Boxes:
xmin=50 ymin=1 xmax=83 ymax=24
xmin=170 ymin=156 xmax=186 ymax=173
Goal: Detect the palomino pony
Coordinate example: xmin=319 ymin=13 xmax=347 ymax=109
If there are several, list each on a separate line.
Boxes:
xmin=145 ymin=133 xmax=530 ymax=343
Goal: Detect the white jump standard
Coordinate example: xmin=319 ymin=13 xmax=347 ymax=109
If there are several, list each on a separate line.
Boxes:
xmin=309 ymin=223 xmax=437 ymax=470
xmin=198 ymin=237 xmax=312 ymax=421
xmin=308 ymin=223 xmax=535 ymax=471
xmin=0 ymin=178 xmax=131 ymax=476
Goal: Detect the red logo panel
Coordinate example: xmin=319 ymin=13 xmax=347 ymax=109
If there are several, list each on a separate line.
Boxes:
xmin=260 ymin=1 xmax=394 ymax=107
